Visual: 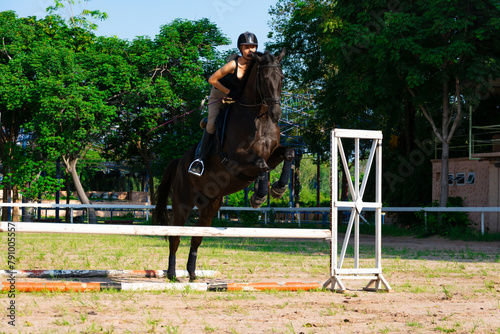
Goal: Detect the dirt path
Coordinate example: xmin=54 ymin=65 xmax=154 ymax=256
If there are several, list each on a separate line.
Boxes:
xmin=1 ymin=235 xmax=499 ymax=333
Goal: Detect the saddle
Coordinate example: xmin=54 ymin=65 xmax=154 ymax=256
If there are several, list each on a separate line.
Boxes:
xmin=199 ymin=98 xmax=235 ymax=152
xmin=196 ymin=100 xmax=256 ymax=181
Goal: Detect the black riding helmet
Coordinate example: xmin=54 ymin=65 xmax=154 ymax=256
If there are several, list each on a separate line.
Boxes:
xmin=237 ymin=31 xmax=258 ymax=50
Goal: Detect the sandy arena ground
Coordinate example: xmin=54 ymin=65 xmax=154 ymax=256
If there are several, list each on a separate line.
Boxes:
xmin=1 ymin=235 xmax=499 ymax=333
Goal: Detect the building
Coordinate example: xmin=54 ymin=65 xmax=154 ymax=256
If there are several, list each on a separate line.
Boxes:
xmin=431 ymin=150 xmax=500 ymax=233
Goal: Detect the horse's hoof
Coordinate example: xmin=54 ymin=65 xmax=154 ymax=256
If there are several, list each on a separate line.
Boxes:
xmin=189 ymin=273 xmax=197 ymax=282
xmin=270 ymin=182 xmax=287 ymax=199
xmin=167 ymin=275 xmax=179 ymax=282
xmin=250 ymin=193 xmax=267 ymax=208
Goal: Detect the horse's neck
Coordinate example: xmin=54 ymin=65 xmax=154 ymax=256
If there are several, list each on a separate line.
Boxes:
xmin=239 ymin=62 xmax=259 ymax=106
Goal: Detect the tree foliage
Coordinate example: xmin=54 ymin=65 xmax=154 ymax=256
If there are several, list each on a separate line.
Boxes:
xmin=46 ymin=0 xmax=108 ymax=31
xmin=268 ymin=0 xmax=500 ymax=214
xmin=0 ymin=5 xmax=231 ymax=220
xmin=103 ymin=18 xmax=230 ymax=204
xmin=0 ymin=12 xmax=70 ymax=219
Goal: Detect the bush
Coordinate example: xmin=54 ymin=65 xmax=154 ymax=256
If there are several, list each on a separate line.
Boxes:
xmin=239 ymin=211 xmax=260 ymax=225
xmin=416 ymin=197 xmax=472 ymax=236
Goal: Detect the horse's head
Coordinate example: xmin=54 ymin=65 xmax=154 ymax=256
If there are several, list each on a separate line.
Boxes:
xmin=252 ymin=48 xmax=286 ymax=123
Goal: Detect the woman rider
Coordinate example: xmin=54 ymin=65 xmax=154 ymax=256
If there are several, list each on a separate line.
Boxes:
xmin=188 ymin=31 xmax=258 ymax=176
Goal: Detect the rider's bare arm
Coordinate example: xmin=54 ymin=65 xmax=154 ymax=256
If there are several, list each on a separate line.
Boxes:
xmin=208 ymin=61 xmax=237 ymax=94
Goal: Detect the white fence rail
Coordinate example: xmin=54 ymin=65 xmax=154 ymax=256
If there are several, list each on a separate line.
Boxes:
xmin=0 ymin=203 xmax=499 ymax=235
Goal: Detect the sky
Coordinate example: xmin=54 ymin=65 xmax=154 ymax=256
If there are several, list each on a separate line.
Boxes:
xmin=0 ymin=0 xmax=278 ymax=50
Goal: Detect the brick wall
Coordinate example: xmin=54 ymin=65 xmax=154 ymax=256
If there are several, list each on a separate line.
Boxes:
xmin=431 ymin=158 xmax=499 ymax=233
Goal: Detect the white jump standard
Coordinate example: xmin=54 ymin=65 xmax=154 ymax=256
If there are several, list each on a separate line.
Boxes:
xmin=323 ymin=129 xmax=392 ymax=292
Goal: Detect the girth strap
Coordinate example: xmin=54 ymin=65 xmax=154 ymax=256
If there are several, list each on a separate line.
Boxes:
xmin=214 ymin=139 xmax=258 ymax=182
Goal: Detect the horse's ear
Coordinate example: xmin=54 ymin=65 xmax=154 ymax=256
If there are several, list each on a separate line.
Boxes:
xmin=252 ymin=52 xmax=262 ymax=62
xmin=277 ymin=47 xmax=286 ymax=62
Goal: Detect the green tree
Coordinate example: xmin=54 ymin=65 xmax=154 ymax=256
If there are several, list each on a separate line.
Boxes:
xmin=269 ymin=0 xmax=500 ymax=210
xmin=0 ymin=12 xmax=65 ymax=220
xmin=25 ymin=18 xmax=120 ymax=223
xmin=104 ymin=18 xmax=230 ymax=205
xmin=46 ymin=0 xmax=108 ymax=31
xmin=359 ymin=0 xmax=500 ymax=207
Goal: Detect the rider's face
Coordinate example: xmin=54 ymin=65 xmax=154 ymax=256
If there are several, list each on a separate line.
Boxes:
xmin=240 ymin=44 xmax=257 ymax=60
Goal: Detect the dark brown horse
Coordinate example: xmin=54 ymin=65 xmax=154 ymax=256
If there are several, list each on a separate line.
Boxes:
xmin=155 ymin=49 xmax=294 ymax=281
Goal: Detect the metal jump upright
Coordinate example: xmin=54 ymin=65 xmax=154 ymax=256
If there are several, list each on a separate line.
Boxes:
xmin=324 ymin=129 xmax=392 ymax=292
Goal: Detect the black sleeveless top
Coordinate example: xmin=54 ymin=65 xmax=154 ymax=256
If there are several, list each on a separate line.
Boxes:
xmin=218 ymin=58 xmax=246 ymax=92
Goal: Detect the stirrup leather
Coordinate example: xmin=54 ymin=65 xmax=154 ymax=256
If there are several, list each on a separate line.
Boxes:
xmin=188 ymin=159 xmax=205 ymax=176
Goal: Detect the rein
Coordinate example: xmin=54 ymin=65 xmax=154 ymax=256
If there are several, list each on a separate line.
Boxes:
xmin=147 ymin=98 xmax=225 ymax=134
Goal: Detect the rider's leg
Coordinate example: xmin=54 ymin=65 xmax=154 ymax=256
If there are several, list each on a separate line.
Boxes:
xmin=188 ymin=88 xmax=224 ymax=176
xmin=188 ymin=129 xmax=214 ymax=176
xmin=205 ymin=87 xmax=225 ymax=134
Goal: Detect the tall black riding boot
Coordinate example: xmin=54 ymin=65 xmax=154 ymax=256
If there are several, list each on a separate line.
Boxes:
xmin=188 ymin=130 xmax=214 ymax=176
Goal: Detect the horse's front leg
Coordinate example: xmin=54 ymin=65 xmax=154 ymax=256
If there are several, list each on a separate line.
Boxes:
xmin=250 ymin=172 xmax=268 ymax=208
xmin=267 ymin=146 xmax=295 ymax=199
xmin=186 ymin=195 xmax=223 ymax=281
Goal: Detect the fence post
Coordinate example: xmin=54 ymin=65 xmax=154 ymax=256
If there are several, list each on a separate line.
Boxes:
xmin=481 ymin=211 xmax=484 ymax=236
xmin=424 ymin=212 xmax=427 ymax=231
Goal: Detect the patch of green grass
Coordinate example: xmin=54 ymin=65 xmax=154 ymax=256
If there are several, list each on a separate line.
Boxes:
xmin=434 ymin=325 xmax=457 ymax=333
xmin=203 ymin=323 xmax=218 ymax=333
xmin=142 ymin=310 xmax=162 ymax=333
xmin=407 ymin=321 xmax=424 ymax=328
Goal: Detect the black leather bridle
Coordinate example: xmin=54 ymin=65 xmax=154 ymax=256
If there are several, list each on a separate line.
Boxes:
xmin=238 ymin=63 xmax=283 ymax=109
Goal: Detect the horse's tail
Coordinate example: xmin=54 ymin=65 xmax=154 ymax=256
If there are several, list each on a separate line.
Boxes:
xmin=154 ymin=158 xmax=180 ymax=225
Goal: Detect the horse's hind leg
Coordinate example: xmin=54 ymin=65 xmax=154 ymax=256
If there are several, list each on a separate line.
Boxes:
xmin=167 ymin=199 xmax=193 ymax=281
xmin=186 ymin=195 xmax=223 ymax=281
xmin=167 ymin=236 xmax=181 ymax=281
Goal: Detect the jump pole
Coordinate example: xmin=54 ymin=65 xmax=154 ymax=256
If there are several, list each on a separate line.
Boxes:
xmin=0 ymin=281 xmax=209 ymax=292
xmin=0 ymin=269 xmax=216 ymax=279
xmin=323 ymin=129 xmax=392 ymax=293
xmin=0 ymin=222 xmax=330 ymax=239
xmin=0 ymin=281 xmax=323 ymax=293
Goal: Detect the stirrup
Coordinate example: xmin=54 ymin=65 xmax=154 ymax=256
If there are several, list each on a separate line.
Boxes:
xmin=188 ymin=159 xmax=204 ymax=176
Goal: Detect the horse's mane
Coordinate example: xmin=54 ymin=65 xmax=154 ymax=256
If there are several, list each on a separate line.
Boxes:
xmin=245 ymin=51 xmax=276 ymax=79
xmin=237 ymin=50 xmax=281 ymax=105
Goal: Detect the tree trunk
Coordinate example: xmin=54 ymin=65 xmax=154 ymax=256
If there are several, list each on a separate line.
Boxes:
xmin=65 ymin=172 xmax=71 ymax=223
xmin=439 ymin=140 xmax=450 ymax=207
xmin=409 ymin=77 xmax=462 ymax=210
xmin=12 ymin=185 xmax=20 ymax=222
xmin=135 ymin=140 xmax=156 ymax=205
xmin=439 ymin=79 xmax=451 ymax=208
xmin=404 ymin=100 xmax=416 ymax=155
xmin=146 ymin=163 xmax=156 ymax=205
xmin=1 ymin=181 xmax=10 ymax=221
xmin=63 ymin=156 xmax=97 ymax=223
